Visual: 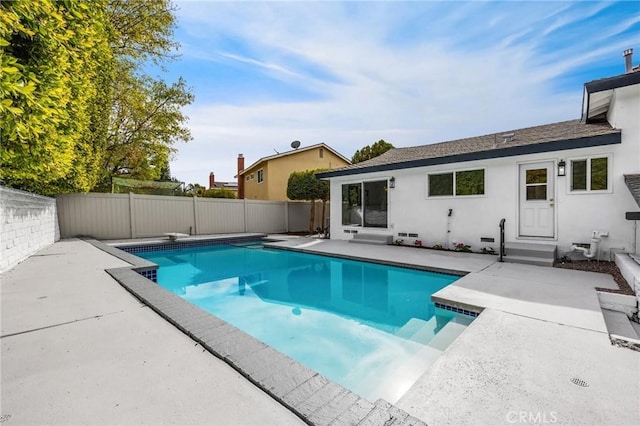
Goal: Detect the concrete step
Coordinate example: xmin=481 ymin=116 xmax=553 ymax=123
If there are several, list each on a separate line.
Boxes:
xmin=601 ymin=309 xmax=640 ymax=351
xmin=502 ymin=242 xmax=557 ymax=267
xmin=349 ymin=233 xmax=393 ymax=245
xmin=503 ymin=255 xmax=555 ymax=267
xmin=504 ymin=242 xmax=557 ymax=259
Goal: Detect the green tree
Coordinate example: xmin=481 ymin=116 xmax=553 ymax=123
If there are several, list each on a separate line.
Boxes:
xmin=287 ymin=169 xmax=329 ymax=234
xmin=201 ymin=188 xmax=236 ymax=199
xmin=0 ymin=0 xmax=113 ymax=194
xmin=0 ymin=0 xmax=192 ymax=195
xmin=184 ymin=183 xmax=206 ymax=197
xmin=106 ymin=0 xmax=178 ymax=65
xmin=95 ymin=67 xmax=193 ymax=190
xmin=96 ymin=0 xmax=193 ymax=191
xmin=351 ymin=139 xmax=394 ymax=164
xmin=182 ymin=183 xmax=236 ymax=199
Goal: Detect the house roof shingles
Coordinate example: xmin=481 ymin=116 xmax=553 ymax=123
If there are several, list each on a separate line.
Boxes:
xmin=317 ymin=120 xmax=620 ymax=178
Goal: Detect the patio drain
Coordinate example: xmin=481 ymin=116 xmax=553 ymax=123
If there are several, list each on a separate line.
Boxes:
xmin=570 ymin=377 xmax=589 ymax=387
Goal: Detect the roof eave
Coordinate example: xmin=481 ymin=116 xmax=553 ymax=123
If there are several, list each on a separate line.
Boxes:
xmin=582 ymin=72 xmax=640 ymax=123
xmin=584 ymin=71 xmax=640 ymax=94
xmin=239 ymin=143 xmax=350 ymax=176
xmin=316 ymin=132 xmax=621 ymax=178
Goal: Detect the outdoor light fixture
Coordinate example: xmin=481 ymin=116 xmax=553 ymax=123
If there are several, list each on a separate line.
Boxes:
xmin=389 ymin=177 xmax=395 ymax=188
xmin=558 ymin=160 xmax=566 ymax=176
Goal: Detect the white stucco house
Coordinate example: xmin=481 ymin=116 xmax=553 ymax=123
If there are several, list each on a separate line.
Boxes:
xmin=317 ymin=55 xmax=640 ymax=271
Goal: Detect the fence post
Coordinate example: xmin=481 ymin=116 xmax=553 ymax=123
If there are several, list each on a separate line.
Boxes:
xmin=129 ymin=192 xmax=137 ymax=238
xmin=243 ymin=199 xmax=248 ymax=232
xmin=284 ymin=201 xmax=289 ymax=233
xmin=193 ymin=196 xmax=199 ymax=235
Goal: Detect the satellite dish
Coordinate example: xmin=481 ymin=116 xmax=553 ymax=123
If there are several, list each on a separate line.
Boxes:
xmin=291 ymin=140 xmax=301 ymax=149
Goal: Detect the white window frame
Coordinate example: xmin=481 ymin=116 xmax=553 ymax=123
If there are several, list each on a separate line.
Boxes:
xmin=257 ymin=169 xmax=264 ymax=184
xmin=426 ymin=167 xmax=486 ymax=198
xmin=567 ymin=154 xmax=612 ymax=194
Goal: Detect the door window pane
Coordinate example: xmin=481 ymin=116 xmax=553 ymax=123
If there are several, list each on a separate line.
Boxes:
xmin=526 ymin=169 xmax=547 ymax=184
xmin=591 ymin=157 xmax=608 ymax=190
xmin=428 ymin=173 xmax=453 ymax=196
xmin=341 ymin=184 xmax=362 ymax=226
xmin=363 ymin=181 xmax=388 ymax=228
xmin=571 ymin=160 xmax=587 ymax=191
xmin=526 ymin=185 xmax=547 ymax=200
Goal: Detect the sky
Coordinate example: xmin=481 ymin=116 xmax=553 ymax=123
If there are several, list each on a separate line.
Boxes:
xmin=158 ymin=0 xmax=640 ymax=186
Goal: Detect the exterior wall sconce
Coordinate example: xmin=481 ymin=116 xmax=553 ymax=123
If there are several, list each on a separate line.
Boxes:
xmin=389 ymin=177 xmax=395 ymax=188
xmin=558 ymin=160 xmax=566 ymax=176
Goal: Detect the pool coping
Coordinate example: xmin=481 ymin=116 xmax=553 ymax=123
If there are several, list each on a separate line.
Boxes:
xmin=88 ymin=237 xmax=428 ymax=426
xmin=263 ymin=240 xmax=469 ymax=277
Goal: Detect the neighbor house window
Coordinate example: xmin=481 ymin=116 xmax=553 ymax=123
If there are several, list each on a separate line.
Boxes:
xmin=570 ymin=156 xmax=609 ymax=192
xmin=428 ymin=169 xmax=484 ymax=197
xmin=319 ymin=148 xmax=324 ymax=158
xmin=257 ymin=169 xmax=264 ymax=183
xmin=341 ymin=180 xmax=388 ymax=228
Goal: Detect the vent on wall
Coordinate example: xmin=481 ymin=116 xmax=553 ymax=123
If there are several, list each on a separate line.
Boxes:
xmin=408 ymin=233 xmax=419 ymax=238
xmin=398 ymin=232 xmax=408 ymax=237
xmin=481 ymin=237 xmax=495 ymax=243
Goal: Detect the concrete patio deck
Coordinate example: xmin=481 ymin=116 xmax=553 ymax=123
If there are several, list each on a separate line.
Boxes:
xmin=269 ymin=238 xmax=640 ymax=425
xmin=0 ymin=239 xmax=303 ymax=426
xmin=2 ymin=235 xmax=639 ymax=425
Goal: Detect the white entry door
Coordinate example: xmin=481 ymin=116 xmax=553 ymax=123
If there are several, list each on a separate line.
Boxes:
xmin=519 ymin=162 xmax=555 ymax=238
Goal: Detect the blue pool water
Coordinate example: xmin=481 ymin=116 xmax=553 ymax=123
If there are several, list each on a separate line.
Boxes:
xmin=137 ymin=243 xmax=467 ymax=402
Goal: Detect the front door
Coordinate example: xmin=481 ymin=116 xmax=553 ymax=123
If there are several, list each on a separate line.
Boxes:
xmin=519 ymin=162 xmax=555 ymax=238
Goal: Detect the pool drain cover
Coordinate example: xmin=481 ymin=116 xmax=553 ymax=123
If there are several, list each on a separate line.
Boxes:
xmin=570 ymin=377 xmax=589 ymax=387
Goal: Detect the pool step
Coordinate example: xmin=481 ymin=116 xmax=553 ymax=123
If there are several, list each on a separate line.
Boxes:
xmin=395 ymin=315 xmax=473 ymax=348
xmin=394 ymin=317 xmax=438 ymax=344
xmin=426 ymin=315 xmax=473 ymax=351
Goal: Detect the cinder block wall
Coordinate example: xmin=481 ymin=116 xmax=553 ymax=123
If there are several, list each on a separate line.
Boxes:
xmin=0 ymin=186 xmax=59 ymax=273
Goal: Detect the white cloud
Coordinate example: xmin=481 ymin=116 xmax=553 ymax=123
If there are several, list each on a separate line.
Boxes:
xmin=169 ymin=1 xmax=638 ymax=186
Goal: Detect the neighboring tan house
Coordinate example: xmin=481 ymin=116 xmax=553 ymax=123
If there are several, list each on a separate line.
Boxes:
xmin=317 ymin=51 xmax=640 ymax=273
xmin=236 ymin=143 xmax=351 ymax=201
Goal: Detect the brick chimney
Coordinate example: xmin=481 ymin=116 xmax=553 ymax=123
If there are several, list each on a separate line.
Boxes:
xmin=237 ymin=154 xmax=245 ymax=199
xmin=209 ymin=172 xmax=215 ymax=189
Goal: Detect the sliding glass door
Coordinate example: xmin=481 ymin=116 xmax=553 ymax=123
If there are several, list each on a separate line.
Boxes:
xmin=341 ymin=180 xmax=388 ymax=228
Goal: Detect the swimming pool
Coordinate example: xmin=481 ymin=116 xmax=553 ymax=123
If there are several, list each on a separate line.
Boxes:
xmin=137 ymin=242 xmax=471 ymax=403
